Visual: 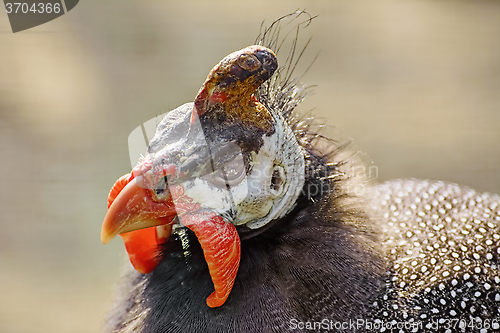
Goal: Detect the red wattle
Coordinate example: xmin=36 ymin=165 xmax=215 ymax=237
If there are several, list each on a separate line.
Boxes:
xmin=181 ymin=212 xmax=241 ymax=308
xmin=107 ymin=173 xmax=134 ymax=208
xmin=120 ymin=226 xmax=171 ymax=274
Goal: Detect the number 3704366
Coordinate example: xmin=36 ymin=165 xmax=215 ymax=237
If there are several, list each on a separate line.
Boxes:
xmin=5 ymin=3 xmax=61 ymax=14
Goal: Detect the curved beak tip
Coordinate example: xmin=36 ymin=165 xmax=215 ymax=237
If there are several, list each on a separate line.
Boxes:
xmin=100 ymin=230 xmax=114 ymax=244
xmin=101 ymin=208 xmax=121 ymax=244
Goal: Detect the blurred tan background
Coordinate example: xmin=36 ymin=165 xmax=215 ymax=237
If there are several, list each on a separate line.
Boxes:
xmin=0 ymin=1 xmax=499 ymax=332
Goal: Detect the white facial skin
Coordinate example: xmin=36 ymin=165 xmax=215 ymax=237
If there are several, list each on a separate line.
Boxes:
xmin=145 ymin=102 xmax=305 ymax=230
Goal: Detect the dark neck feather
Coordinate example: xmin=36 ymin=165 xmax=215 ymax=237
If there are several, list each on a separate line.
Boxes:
xmin=135 ymin=161 xmax=386 ymax=332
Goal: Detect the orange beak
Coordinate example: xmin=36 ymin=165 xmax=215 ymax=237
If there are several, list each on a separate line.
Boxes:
xmin=101 ymin=175 xmax=178 ymax=245
xmin=101 ymin=172 xmax=241 ymax=308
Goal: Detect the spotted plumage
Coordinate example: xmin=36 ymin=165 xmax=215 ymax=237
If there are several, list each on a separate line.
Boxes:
xmin=370 ymin=180 xmax=500 ymax=332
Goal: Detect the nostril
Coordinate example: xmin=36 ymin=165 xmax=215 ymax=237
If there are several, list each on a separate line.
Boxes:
xmin=155 ymin=174 xmax=172 ymax=199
